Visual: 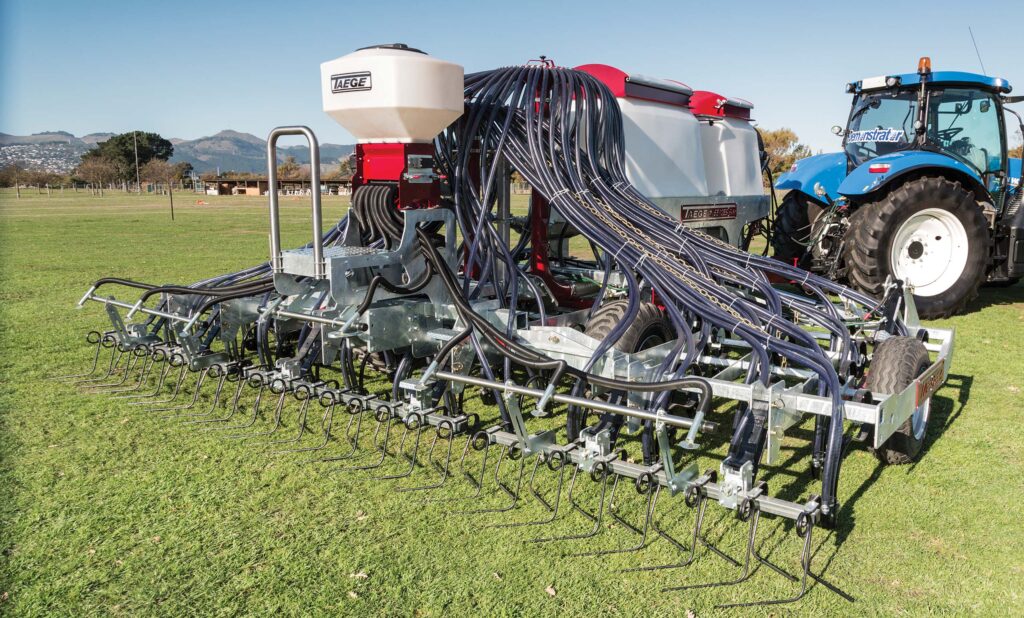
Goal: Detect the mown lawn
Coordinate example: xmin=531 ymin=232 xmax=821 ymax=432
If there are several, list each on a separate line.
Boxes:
xmin=0 ymin=189 xmax=1022 ymax=616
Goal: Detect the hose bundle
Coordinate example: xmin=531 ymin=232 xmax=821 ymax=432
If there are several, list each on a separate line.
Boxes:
xmin=432 ymin=64 xmax=906 ymax=515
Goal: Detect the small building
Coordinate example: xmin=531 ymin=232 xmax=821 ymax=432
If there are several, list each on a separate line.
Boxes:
xmin=202 ymin=176 xmax=351 ymax=196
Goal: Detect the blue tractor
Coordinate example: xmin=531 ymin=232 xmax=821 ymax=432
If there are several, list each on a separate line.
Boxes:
xmin=774 ymin=57 xmax=1023 ymax=318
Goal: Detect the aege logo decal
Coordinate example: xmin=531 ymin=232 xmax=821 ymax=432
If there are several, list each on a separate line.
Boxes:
xmin=331 ymin=71 xmax=372 ymax=93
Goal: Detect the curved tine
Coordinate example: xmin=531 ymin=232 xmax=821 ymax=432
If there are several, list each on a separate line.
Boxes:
xmin=273 ymin=401 xmax=337 ymax=454
xmin=525 ymin=456 xmax=557 ymax=512
xmin=265 ymin=396 xmax=313 ymax=446
xmin=623 ymin=489 xmax=705 ymax=572
xmin=488 ymin=459 xmax=567 ymax=529
xmin=378 ymin=423 xmax=424 ymax=480
xmin=571 ymin=478 xmax=657 ymax=558
xmin=304 ymin=405 xmax=367 ymax=463
xmin=56 ymin=340 xmax=103 ymax=381
xmin=459 ymin=446 xmax=526 ymax=514
xmin=751 ymin=522 xmax=800 ymax=583
xmin=529 ymin=465 xmax=610 ymax=544
xmin=108 ymin=354 xmax=158 ymax=396
xmin=422 ymin=431 xmax=495 ymax=505
xmin=719 ymin=522 xmax=855 ymax=608
xmin=155 ymin=369 xmax=209 ymax=415
xmin=103 ymin=355 xmax=151 ymax=396
xmin=180 ymin=372 xmax=236 ymax=425
xmin=395 ymin=428 xmax=456 ymax=492
xmin=192 ymin=379 xmax=250 ymax=428
xmin=132 ymin=364 xmax=187 ymax=405
xmin=226 ymin=389 xmax=286 ymax=439
xmin=663 ymin=507 xmax=761 ymax=592
xmin=124 ymin=358 xmax=170 ymax=399
xmin=85 ymin=353 xmax=137 ymax=390
xmin=75 ymin=347 xmax=121 ymax=385
xmin=334 ymin=416 xmax=400 ymax=472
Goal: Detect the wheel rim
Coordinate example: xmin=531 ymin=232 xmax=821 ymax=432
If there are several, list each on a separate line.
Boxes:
xmin=889 ymin=208 xmax=969 ymax=297
xmin=910 ymin=396 xmax=931 ymax=441
xmin=637 ymin=332 xmax=665 ymax=351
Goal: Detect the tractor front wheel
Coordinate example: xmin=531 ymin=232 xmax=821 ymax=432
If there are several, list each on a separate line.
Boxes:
xmin=771 ymin=191 xmax=825 ymax=267
xmin=845 ymin=176 xmax=988 ymax=319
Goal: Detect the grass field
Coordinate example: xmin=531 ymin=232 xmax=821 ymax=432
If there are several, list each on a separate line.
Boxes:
xmin=1 ymin=189 xmax=1023 ymax=616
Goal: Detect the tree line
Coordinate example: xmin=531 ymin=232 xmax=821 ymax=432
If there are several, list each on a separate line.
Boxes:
xmin=0 ymin=131 xmax=194 ymax=196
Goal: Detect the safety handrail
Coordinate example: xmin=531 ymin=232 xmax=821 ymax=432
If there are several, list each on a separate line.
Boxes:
xmin=266 ymin=126 xmax=324 ymax=278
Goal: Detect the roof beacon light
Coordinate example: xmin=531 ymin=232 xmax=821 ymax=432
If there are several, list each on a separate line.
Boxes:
xmin=918 ymin=56 xmax=932 ymax=75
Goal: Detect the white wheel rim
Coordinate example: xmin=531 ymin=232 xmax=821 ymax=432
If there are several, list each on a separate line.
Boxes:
xmin=889 ymin=208 xmax=969 ymax=297
xmin=911 ymin=397 xmax=931 ymax=440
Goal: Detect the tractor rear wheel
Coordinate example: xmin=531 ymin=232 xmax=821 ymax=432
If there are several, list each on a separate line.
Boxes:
xmin=845 ymin=176 xmax=988 ymax=319
xmin=771 ymin=192 xmax=825 ymax=266
xmin=867 ymin=336 xmax=932 ymax=465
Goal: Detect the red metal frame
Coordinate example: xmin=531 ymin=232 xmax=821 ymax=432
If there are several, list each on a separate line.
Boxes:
xmin=353 ymin=142 xmax=441 ymax=209
xmin=529 ymin=192 xmax=592 ymax=310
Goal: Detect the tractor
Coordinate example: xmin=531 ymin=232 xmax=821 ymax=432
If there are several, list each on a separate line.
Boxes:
xmin=774 ymin=57 xmax=1024 ymax=318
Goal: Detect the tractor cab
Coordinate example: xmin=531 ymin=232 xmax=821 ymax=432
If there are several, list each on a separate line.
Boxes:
xmin=775 ymin=57 xmax=1024 ymax=319
xmin=842 ymin=59 xmax=1014 ymax=206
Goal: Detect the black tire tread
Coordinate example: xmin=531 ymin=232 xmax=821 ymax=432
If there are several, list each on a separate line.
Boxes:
xmin=845 ymin=176 xmax=988 ymax=319
xmin=771 ymin=192 xmax=823 ymax=265
xmin=867 ymin=336 xmax=931 ymax=465
xmin=584 ymin=300 xmax=672 ymax=353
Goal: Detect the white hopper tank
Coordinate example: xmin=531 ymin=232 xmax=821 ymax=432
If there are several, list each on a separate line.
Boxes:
xmin=576 ymin=64 xmax=768 ymax=246
xmin=576 ymin=64 xmax=708 ymax=198
xmin=691 ymin=91 xmax=763 ymax=197
xmin=320 ymin=44 xmax=464 ymax=143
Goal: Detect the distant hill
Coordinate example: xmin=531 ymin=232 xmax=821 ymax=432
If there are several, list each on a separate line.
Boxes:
xmin=0 ymin=129 xmax=354 ymax=175
xmin=170 ymin=130 xmax=354 ymax=173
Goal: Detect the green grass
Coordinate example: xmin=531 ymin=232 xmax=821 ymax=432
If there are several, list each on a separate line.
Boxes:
xmin=1 ymin=189 xmax=1022 ymax=616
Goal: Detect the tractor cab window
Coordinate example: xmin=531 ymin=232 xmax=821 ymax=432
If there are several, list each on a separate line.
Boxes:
xmin=927 ymin=88 xmax=1004 ymax=175
xmin=844 ymin=90 xmax=917 ymax=166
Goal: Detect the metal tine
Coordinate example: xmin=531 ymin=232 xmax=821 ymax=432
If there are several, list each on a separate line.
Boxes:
xmin=458 ymin=444 xmax=526 ymax=514
xmin=116 ymin=355 xmax=170 ymax=400
xmin=662 ymin=502 xmax=763 ymax=592
xmin=394 ymin=418 xmax=459 ymax=492
xmin=179 ymin=371 xmax=240 ymax=425
xmin=153 ymin=368 xmax=210 ymax=415
xmin=570 ymin=471 xmax=659 ymax=558
xmin=75 ymin=344 xmax=122 ymax=385
xmin=104 ymin=353 xmax=155 ymax=396
xmin=487 ymin=453 xmax=568 ymax=529
xmin=376 ymin=417 xmax=425 ymax=480
xmin=623 ymin=477 xmax=741 ymax=572
xmin=419 ymin=429 xmax=500 ymax=506
xmin=264 ymin=383 xmax=325 ymax=447
xmin=54 ymin=332 xmax=104 ymax=381
xmin=332 ymin=408 xmax=401 ymax=472
xmin=528 ymin=460 xmax=611 ymax=544
xmin=225 ymin=387 xmax=287 ymax=439
xmin=272 ymin=399 xmax=337 ymax=454
xmin=717 ymin=516 xmax=854 ymax=608
xmin=421 ymin=430 xmax=494 ymax=504
xmin=304 ymin=400 xmax=369 ymax=463
xmin=131 ymin=363 xmax=188 ymax=405
xmin=83 ymin=350 xmax=138 ymax=390
xmin=190 ymin=377 xmax=252 ymax=428
xmin=87 ymin=352 xmax=141 ymax=391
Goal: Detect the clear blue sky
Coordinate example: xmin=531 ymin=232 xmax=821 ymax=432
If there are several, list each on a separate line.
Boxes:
xmin=2 ymin=0 xmax=1021 ymax=152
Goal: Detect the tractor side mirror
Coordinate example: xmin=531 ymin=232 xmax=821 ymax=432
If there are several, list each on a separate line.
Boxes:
xmin=831 ymin=125 xmax=846 ymax=136
xmin=980 ymin=100 xmax=991 ymax=113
